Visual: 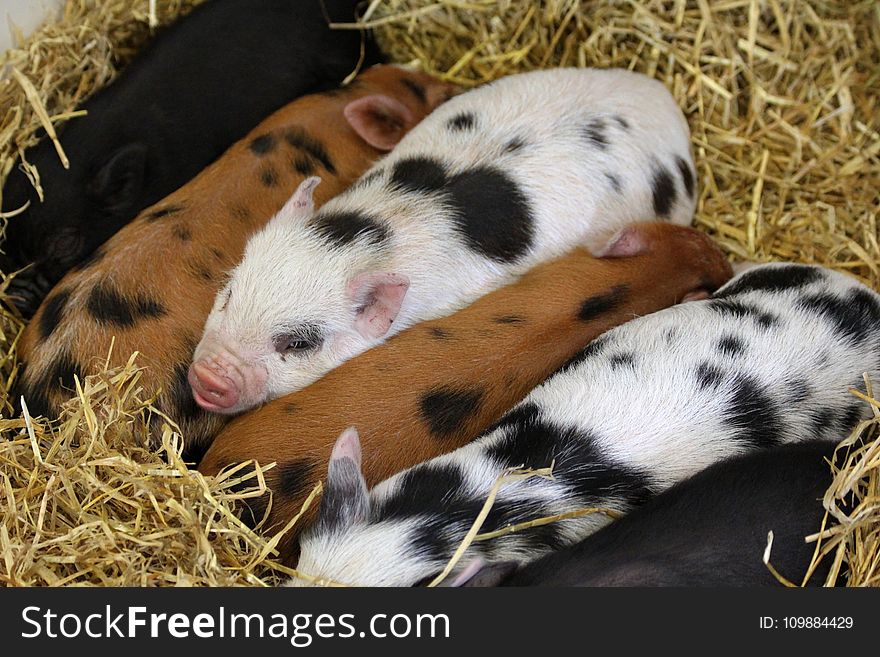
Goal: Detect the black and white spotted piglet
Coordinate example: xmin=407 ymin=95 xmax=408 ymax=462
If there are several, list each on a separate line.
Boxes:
xmin=452 ymin=441 xmax=842 ymax=587
xmin=291 ymin=263 xmax=880 ymax=586
xmin=191 ymin=67 xmax=698 ymax=414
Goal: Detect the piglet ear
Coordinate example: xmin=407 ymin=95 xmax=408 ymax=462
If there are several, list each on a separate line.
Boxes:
xmin=344 ymin=94 xmax=416 ymax=151
xmin=443 ymin=558 xmax=518 ymax=587
xmin=278 ymin=176 xmax=321 ymax=220
xmin=315 ymin=427 xmax=370 ymax=534
xmin=88 ymin=143 xmax=148 ymax=215
xmin=347 ymin=272 xmax=410 ymax=340
xmin=597 ymin=224 xmax=652 ymax=259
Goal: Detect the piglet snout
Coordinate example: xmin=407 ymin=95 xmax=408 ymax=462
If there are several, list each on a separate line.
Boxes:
xmin=188 ymin=361 xmax=241 ymax=412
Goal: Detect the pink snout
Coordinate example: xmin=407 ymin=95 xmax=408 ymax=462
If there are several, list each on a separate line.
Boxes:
xmin=188 ymin=361 xmax=241 ymax=412
xmin=187 ymin=346 xmax=270 ymax=414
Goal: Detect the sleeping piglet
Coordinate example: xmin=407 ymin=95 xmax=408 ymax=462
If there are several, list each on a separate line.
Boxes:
xmin=291 ymin=263 xmax=880 ymax=586
xmin=189 ymin=67 xmax=698 ymax=414
xmin=198 ymin=222 xmax=732 ymax=557
xmin=0 ymin=0 xmax=382 ymax=317
xmin=15 ymin=65 xmax=455 ymax=453
xmin=453 ymin=440 xmax=842 ymax=587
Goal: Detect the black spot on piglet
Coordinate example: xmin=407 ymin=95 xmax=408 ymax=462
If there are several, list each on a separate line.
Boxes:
xmin=446 ymin=166 xmax=535 ymax=263
xmin=249 ymin=132 xmax=277 ymax=156
xmin=447 ymin=112 xmax=476 ymax=131
xmin=39 ymin=288 xmax=72 ymax=340
xmin=582 ymin=118 xmax=609 ymax=150
xmin=309 ymin=211 xmax=390 ymax=249
xmin=799 ymin=288 xmax=880 ymax=345
xmin=419 ymin=386 xmax=485 ymax=439
xmin=716 ymin=264 xmax=823 ymax=298
xmin=676 ymin=156 xmax=695 ymax=198
xmin=651 ymin=164 xmax=677 ymax=218
xmin=86 ymin=283 xmax=166 ymax=327
xmin=716 ymin=334 xmax=746 ymax=357
xmin=145 ymin=204 xmax=184 ymax=221
xmin=278 ymin=459 xmax=317 ymax=500
xmin=578 ymin=285 xmax=628 ymax=322
xmin=401 ymin=78 xmax=427 ymax=105
xmin=724 ymin=374 xmax=784 ymax=448
xmin=391 ymin=156 xmax=447 ymax=194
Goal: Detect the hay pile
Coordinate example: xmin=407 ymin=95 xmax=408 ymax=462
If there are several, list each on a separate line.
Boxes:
xmin=1 ymin=0 xmax=878 ymax=586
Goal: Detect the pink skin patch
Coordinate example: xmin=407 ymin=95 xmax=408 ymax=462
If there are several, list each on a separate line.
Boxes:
xmin=331 ymin=427 xmax=362 ymax=467
xmin=597 ymin=225 xmax=649 ymax=259
xmin=188 ymin=347 xmax=269 ymax=415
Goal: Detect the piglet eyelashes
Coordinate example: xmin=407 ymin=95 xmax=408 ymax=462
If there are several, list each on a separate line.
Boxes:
xmin=272 ymin=330 xmax=324 ymax=355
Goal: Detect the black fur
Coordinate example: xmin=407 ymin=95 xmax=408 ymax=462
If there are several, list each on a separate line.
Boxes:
xmin=164 ymin=362 xmax=204 ymax=424
xmin=578 ymin=285 xmax=628 ymax=321
xmin=70 ymin=245 xmax=106 ymax=272
xmin=799 ymin=288 xmax=880 ymax=345
xmin=145 ymin=205 xmax=185 ymax=222
xmin=582 ymin=118 xmax=609 ymax=150
xmin=675 ymin=156 xmax=695 ymax=198
xmin=695 ymin=361 xmax=725 ymax=389
xmin=419 ymin=386 xmax=485 ymax=438
xmin=607 ymin=352 xmax=636 ymax=369
xmin=86 ymin=283 xmax=166 ymax=327
xmin=429 ymin=326 xmax=452 ymax=340
xmin=716 ymin=334 xmax=746 ymax=357
xmin=496 ymin=442 xmax=839 ymax=587
xmin=259 ymin=166 xmax=279 ymax=188
xmin=229 ymin=203 xmax=251 ymax=223
xmin=503 ymin=137 xmax=525 ymax=153
xmin=278 ymin=459 xmax=317 ymax=500
xmin=604 ymin=172 xmax=622 ymax=193
xmin=718 ymin=264 xmax=823 ymax=298
xmin=390 ymin=156 xmax=447 ymax=194
xmin=249 ymin=133 xmax=277 ymax=156
xmin=447 ymin=112 xmax=476 ymax=131
xmin=291 ymin=154 xmax=315 ymax=176
xmin=0 ymin=0 xmax=380 ymax=317
xmin=555 ymin=335 xmax=611 ymax=376
xmin=309 ymin=211 xmax=389 ymax=248
xmin=707 ymin=298 xmax=780 ymax=329
xmin=172 ymin=224 xmax=192 ymax=242
xmin=38 ymin=289 xmax=72 ymax=340
xmin=21 ymin=349 xmax=81 ymax=418
xmin=446 ymin=167 xmax=535 ymax=263
xmin=724 ymin=374 xmax=784 ymax=447
xmin=283 ymin=127 xmax=337 ymax=175
xmin=401 ymin=78 xmax=427 ymax=105
xmin=651 ymin=165 xmax=677 ymax=218
xmin=487 ymin=416 xmax=653 ymax=506
xmin=375 ymin=463 xmax=466 ymax=523
xmin=613 ymin=115 xmax=630 ymax=130
xmin=493 ymin=315 xmax=526 ymax=325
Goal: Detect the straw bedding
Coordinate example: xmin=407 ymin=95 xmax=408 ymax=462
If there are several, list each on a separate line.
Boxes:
xmin=0 ymin=0 xmax=877 ymax=586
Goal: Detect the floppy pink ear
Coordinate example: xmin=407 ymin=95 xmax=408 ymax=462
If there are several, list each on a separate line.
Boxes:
xmin=597 ymin=225 xmax=650 ymax=259
xmin=344 ymin=95 xmax=416 ymax=151
xmin=347 ymin=272 xmax=410 ymax=340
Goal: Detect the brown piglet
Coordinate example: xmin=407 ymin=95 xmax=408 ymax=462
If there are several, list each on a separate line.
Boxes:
xmin=14 ymin=65 xmax=457 ymax=454
xmin=198 ymin=222 xmax=733 ymax=558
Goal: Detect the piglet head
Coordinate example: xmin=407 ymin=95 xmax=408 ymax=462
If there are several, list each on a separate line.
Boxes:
xmin=190 ymin=175 xmax=411 ymax=413
xmin=292 ymin=428 xmax=442 ymax=587
xmin=190 ymin=176 xmax=321 ymax=414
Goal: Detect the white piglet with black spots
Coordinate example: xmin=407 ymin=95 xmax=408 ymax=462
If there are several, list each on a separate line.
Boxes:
xmin=291 ymin=263 xmax=880 ymax=586
xmin=189 ymin=68 xmax=697 ymax=414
